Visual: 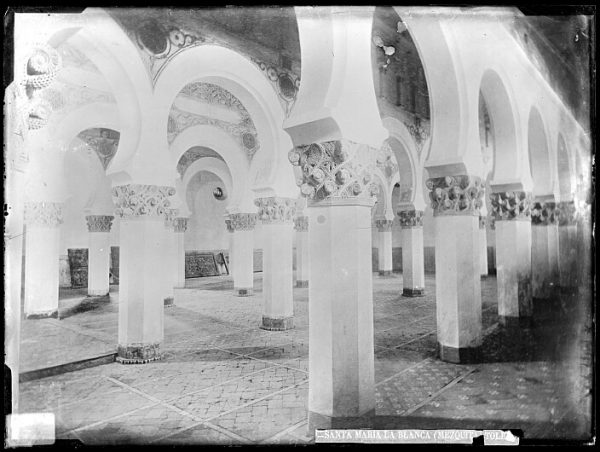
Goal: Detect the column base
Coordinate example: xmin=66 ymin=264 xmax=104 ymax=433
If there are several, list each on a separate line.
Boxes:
xmin=174 ymin=283 xmax=186 ymax=289
xmin=25 ymin=310 xmax=58 ymax=320
xmin=402 ymin=288 xmax=425 ymax=297
xmin=378 ymin=270 xmax=393 ymax=277
xmin=480 ymin=274 xmax=489 ymax=279
xmin=234 ymin=288 xmax=253 ymax=297
xmin=437 ymin=343 xmax=481 ymax=364
xmin=164 ymin=297 xmax=174 ymax=307
xmin=499 ymin=315 xmax=533 ymax=329
xmin=260 ymin=316 xmax=294 ymax=331
xmin=308 ymin=409 xmax=375 ymax=434
xmin=295 ymin=280 xmax=309 ymax=288
xmin=88 ymin=289 xmax=109 ymax=297
xmin=116 ymin=343 xmax=162 ymax=364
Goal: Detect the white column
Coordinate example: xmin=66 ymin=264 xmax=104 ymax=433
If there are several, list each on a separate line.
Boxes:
xmin=294 ymin=215 xmax=309 ymax=287
xmin=256 ymin=198 xmax=296 ymax=331
xmin=162 ymin=213 xmax=176 ymax=307
xmin=546 ymin=205 xmax=560 ymax=294
xmin=479 ymin=216 xmax=489 ymax=277
xmin=427 ymin=175 xmax=483 ymax=363
xmin=490 ymin=191 xmax=533 ymax=328
xmin=375 ymin=218 xmax=393 ymax=276
xmin=173 ymin=218 xmax=188 ymax=288
xmin=112 ymin=184 xmax=175 ymax=364
xmin=557 ymin=202 xmax=577 ymax=290
xmin=85 ymin=215 xmax=114 ymax=297
xmin=23 ymin=202 xmax=63 ymax=318
xmin=398 ymin=210 xmax=425 ymax=297
xmin=229 ymin=213 xmax=256 ymax=296
xmin=531 ymin=200 xmax=553 ymax=300
xmin=289 ymin=141 xmax=379 ymax=429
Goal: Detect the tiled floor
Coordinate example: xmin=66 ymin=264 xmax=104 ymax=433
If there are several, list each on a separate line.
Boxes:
xmin=18 ymin=273 xmax=593 ymax=445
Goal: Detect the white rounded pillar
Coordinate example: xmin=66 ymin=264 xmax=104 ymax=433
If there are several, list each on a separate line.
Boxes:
xmin=173 ymin=218 xmax=188 ymax=288
xmin=375 ymin=218 xmax=393 ymax=276
xmin=489 ymin=191 xmax=533 ymax=328
xmin=427 ymin=176 xmax=484 ymax=364
xmin=256 ymin=198 xmax=296 ymax=331
xmin=85 ymin=215 xmax=114 ymax=297
xmin=23 ymin=201 xmax=63 ymax=319
xmin=294 ymin=215 xmax=310 ymax=287
xmin=398 ymin=210 xmax=425 ymax=297
xmin=112 ymin=184 xmax=175 ymax=364
xmin=228 ymin=213 xmax=257 ymax=296
xmin=479 ymin=216 xmax=489 ymax=277
xmin=531 ymin=200 xmax=555 ymax=300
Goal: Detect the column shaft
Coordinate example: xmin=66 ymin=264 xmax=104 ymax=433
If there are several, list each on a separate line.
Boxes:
xmin=375 ymin=219 xmax=393 ymax=276
xmin=399 ymin=211 xmax=425 ymax=296
xmin=173 ymin=218 xmax=188 ymax=288
xmin=256 ymin=198 xmax=296 ymax=330
xmin=85 ymin=215 xmax=114 ymax=297
xmin=308 ymin=199 xmax=375 ymax=424
xmin=428 ymin=176 xmax=484 ymax=363
xmin=229 ymin=213 xmax=256 ymax=296
xmin=113 ymin=184 xmax=175 ymax=364
xmin=295 ymin=215 xmax=309 ymax=287
xmin=23 ymin=202 xmax=63 ymax=318
xmin=479 ymin=217 xmax=489 ymax=277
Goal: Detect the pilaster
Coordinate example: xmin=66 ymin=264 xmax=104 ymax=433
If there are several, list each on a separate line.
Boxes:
xmin=85 ymin=215 xmax=114 ymax=297
xmin=397 ymin=210 xmax=425 ymax=297
xmin=228 ymin=213 xmax=257 ymax=296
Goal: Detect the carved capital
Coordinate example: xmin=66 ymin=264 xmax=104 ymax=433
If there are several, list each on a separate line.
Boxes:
xmin=294 ymin=215 xmax=308 ymax=232
xmin=398 ymin=210 xmax=424 ymax=228
xmin=85 ymin=215 xmax=114 ymax=232
xmin=489 ymin=191 xmax=532 ymax=221
xmin=112 ymin=184 xmax=176 ymax=218
xmin=556 ymin=202 xmax=577 ymax=226
xmin=531 ymin=201 xmax=557 ymax=226
xmin=489 ymin=216 xmax=496 ymax=230
xmin=173 ymin=217 xmax=188 ymax=233
xmin=288 ymin=140 xmax=379 ymax=202
xmin=229 ymin=213 xmax=258 ymax=231
xmin=374 ymin=218 xmax=394 ymax=232
xmin=426 ymin=175 xmax=484 ymax=216
xmin=255 ymin=197 xmax=296 ymax=224
xmin=24 ymin=201 xmax=63 ymax=228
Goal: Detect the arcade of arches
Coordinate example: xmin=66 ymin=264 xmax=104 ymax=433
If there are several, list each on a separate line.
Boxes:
xmin=5 ymin=6 xmax=593 ymax=445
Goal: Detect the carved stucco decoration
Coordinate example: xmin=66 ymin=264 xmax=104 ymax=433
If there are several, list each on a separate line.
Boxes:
xmin=374 ymin=218 xmax=394 ymax=232
xmin=250 ymin=58 xmax=300 ymax=116
xmin=168 ymin=83 xmax=259 ymax=159
xmin=85 ymin=215 xmax=115 ymax=232
xmin=294 ymin=215 xmax=308 ymax=232
xmin=398 ymin=210 xmax=424 ymax=228
xmin=112 ymin=184 xmax=176 ymax=218
xmin=556 ymin=201 xmax=577 ymax=226
xmin=489 ymin=191 xmax=533 ymax=221
xmin=377 ymin=141 xmax=399 ymax=183
xmin=228 ymin=213 xmax=258 ymax=231
xmin=426 ymin=175 xmax=484 ymax=216
xmin=403 ymin=117 xmax=430 ymax=156
xmin=479 ymin=216 xmax=486 ymax=230
xmin=24 ymin=201 xmax=64 ymax=227
xmin=78 ymin=128 xmax=120 ymax=170
xmin=288 ymin=140 xmax=380 ymax=202
xmin=531 ymin=201 xmax=557 ymax=226
xmin=117 ymin=15 xmax=300 ymax=111
xmin=255 ymin=198 xmax=296 ymax=224
xmin=173 ymin=217 xmax=189 ymax=232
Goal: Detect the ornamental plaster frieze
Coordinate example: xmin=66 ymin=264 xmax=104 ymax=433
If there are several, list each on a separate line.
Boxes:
xmin=85 ymin=215 xmax=114 ymax=232
xmin=556 ymin=202 xmax=577 ymax=226
xmin=40 ymin=82 xmax=115 ymax=115
xmin=250 ymin=58 xmax=300 ymax=117
xmin=255 ymin=198 xmax=296 ymax=224
xmin=377 ymin=142 xmax=399 ymax=183
xmin=288 ymin=140 xmax=380 ymax=202
xmin=294 ymin=215 xmax=308 ymax=232
xmin=489 ymin=191 xmax=533 ymax=221
xmin=112 ymin=184 xmax=176 ymax=218
xmin=531 ymin=201 xmax=558 ymax=226
xmin=228 ymin=213 xmax=258 ymax=231
xmin=426 ymin=175 xmax=484 ymax=216
xmin=164 ymin=208 xmax=178 ymax=228
xmin=398 ymin=210 xmax=424 ymax=228
xmin=374 ymin=218 xmax=394 ymax=232
xmin=24 ymin=201 xmax=64 ymax=228
xmin=173 ymin=217 xmax=189 ymax=233
xmin=168 ymin=105 xmax=259 ymax=160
